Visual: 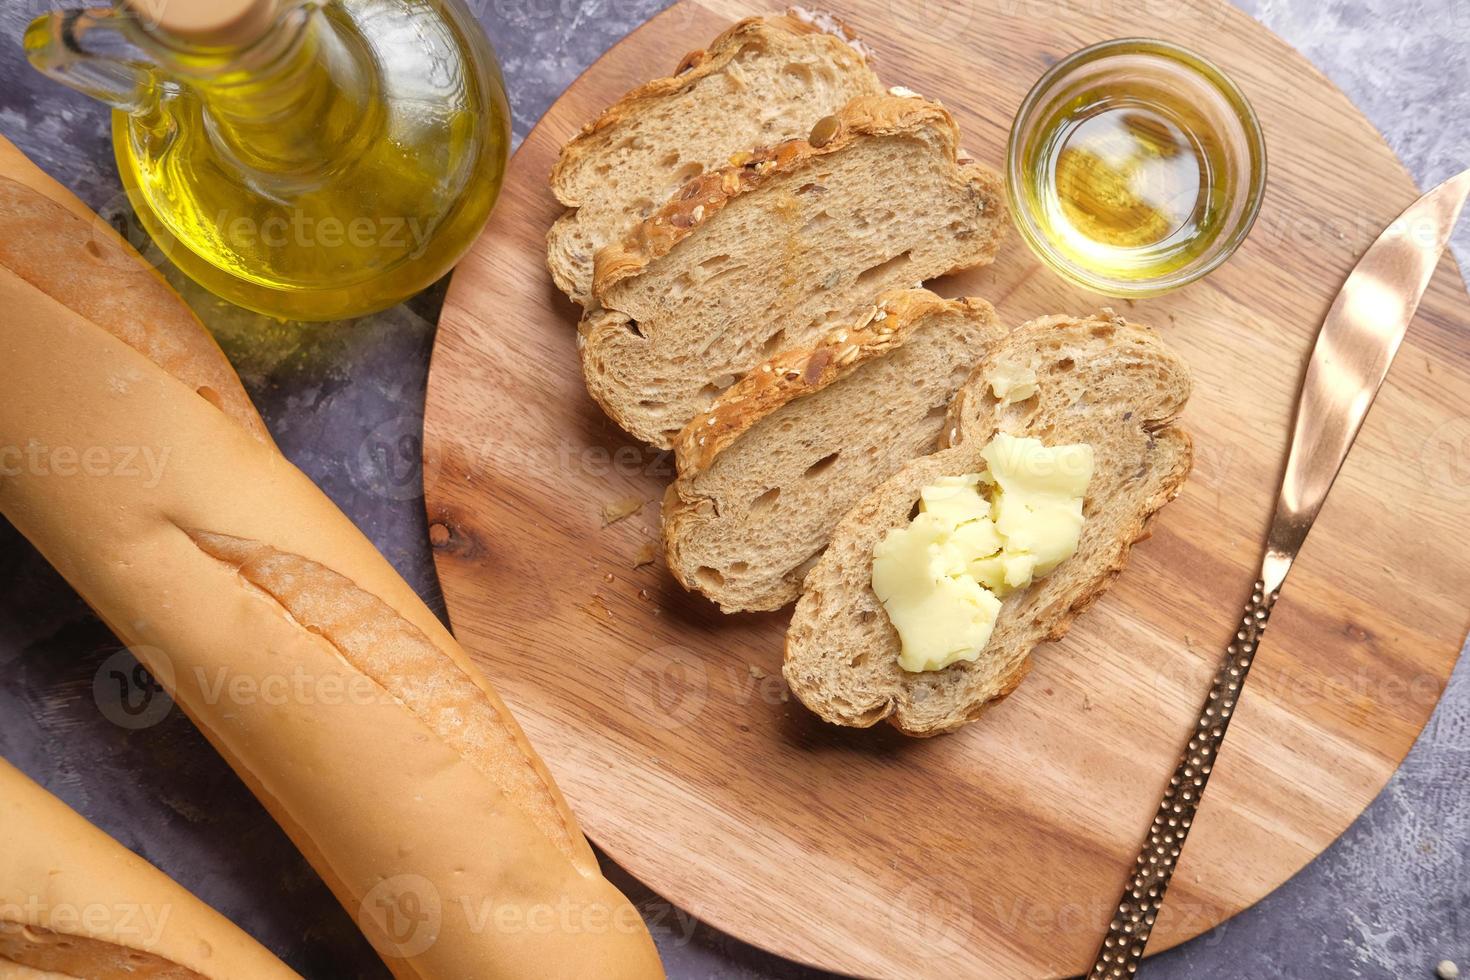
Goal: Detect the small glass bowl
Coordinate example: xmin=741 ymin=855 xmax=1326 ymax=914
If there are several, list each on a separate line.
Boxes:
xmin=1006 ymin=38 xmax=1267 ymax=297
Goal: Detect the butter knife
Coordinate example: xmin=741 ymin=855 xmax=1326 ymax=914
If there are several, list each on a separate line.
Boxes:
xmin=1089 ymin=167 xmax=1470 ymax=980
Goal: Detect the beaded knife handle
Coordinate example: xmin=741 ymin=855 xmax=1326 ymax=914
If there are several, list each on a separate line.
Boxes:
xmin=1086 ymin=169 xmax=1469 ymax=978
xmin=1088 ymin=579 xmax=1278 ymax=979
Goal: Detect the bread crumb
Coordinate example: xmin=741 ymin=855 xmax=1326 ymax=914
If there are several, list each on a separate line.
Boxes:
xmin=1437 ymin=961 xmax=1459 ymax=980
xmin=632 ymin=542 xmax=658 ymax=569
xmin=748 ymin=665 xmax=767 ymax=679
xmin=601 ymin=496 xmax=645 ymax=526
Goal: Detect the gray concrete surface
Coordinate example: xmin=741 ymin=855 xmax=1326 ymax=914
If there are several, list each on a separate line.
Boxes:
xmin=0 ymin=1 xmax=1465 ymax=977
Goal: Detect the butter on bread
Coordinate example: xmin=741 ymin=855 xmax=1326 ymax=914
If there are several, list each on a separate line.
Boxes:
xmin=663 ymin=289 xmax=1005 ymax=612
xmin=0 ymin=757 xmax=301 ymax=978
xmin=580 ymin=94 xmax=1007 ymax=449
xmin=784 ymin=312 xmax=1192 ymax=736
xmin=548 ymin=13 xmax=884 ymax=305
xmin=0 ymin=137 xmax=663 ymax=979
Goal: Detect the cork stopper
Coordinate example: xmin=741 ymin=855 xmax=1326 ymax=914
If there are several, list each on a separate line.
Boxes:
xmin=124 ymin=0 xmax=280 ymax=47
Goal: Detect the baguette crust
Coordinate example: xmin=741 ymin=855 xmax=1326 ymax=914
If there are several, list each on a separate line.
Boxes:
xmin=784 ymin=311 xmax=1193 ymax=736
xmin=673 ymin=289 xmax=984 ymax=476
xmin=0 ymin=141 xmax=663 ymax=978
xmin=0 ymin=140 xmax=269 ymax=448
xmin=0 ymin=758 xmax=300 ymax=979
xmin=591 ymin=95 xmax=973 ymax=300
xmin=185 ymin=530 xmax=590 ymax=866
xmin=549 ymin=13 xmax=869 ymax=205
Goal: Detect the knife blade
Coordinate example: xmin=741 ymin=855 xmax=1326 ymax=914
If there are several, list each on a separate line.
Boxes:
xmin=1088 ymin=167 xmax=1470 ymax=980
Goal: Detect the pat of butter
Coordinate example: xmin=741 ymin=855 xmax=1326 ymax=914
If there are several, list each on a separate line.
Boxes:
xmin=871 ymin=433 xmax=1094 ymax=672
xmin=988 ymin=362 xmax=1039 ymax=405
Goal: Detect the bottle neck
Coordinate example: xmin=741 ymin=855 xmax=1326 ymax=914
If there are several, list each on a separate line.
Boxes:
xmin=146 ymin=2 xmax=375 ymax=173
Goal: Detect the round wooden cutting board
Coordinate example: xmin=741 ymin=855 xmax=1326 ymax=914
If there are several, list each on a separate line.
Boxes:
xmin=424 ymin=1 xmax=1470 ymax=975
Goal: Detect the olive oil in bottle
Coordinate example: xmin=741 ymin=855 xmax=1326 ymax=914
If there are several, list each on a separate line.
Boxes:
xmin=1009 ymin=40 xmax=1266 ymax=296
xmin=26 ymin=0 xmax=510 ymax=321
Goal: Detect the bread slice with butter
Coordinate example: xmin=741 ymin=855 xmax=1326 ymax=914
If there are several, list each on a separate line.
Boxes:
xmin=663 ymin=289 xmax=1006 ymax=612
xmin=548 ymin=13 xmax=885 ymax=305
xmin=579 ymin=94 xmax=1008 ymax=449
xmin=784 ymin=311 xmax=1193 ymax=736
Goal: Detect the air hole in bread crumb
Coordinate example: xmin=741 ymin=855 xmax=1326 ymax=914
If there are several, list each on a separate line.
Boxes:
xmin=749 ymin=487 xmax=781 ymax=514
xmin=673 ymin=162 xmax=704 ymax=186
xmin=699 ymin=253 xmax=731 ymax=272
xmin=783 ymin=62 xmax=814 ymax=83
xmin=858 ymin=609 xmax=877 ymax=624
xmin=1090 ymin=325 xmax=1115 ymax=339
xmin=908 ymin=498 xmax=922 ymax=521
xmin=1002 ymin=393 xmax=1040 ymax=424
xmin=802 ymin=451 xmax=841 ymax=478
xmin=1056 ymin=357 xmax=1076 ymax=372
xmin=658 ymin=150 xmax=681 ymax=168
xmin=800 ymin=210 xmax=834 ymax=235
xmin=761 ymin=329 xmax=788 ymax=358
xmin=856 ymin=250 xmax=913 ymax=288
xmin=196 ymin=385 xmax=224 ymax=409
xmin=695 ymin=566 xmax=725 ymax=589
xmin=729 ymin=561 xmax=749 ymax=574
xmin=632 ymin=197 xmax=656 ymax=218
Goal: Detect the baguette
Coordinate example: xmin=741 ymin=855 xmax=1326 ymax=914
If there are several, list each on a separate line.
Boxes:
xmin=0 ymin=757 xmax=300 ymax=979
xmin=548 ymin=13 xmax=884 ymax=305
xmin=784 ymin=311 xmax=1193 ymax=736
xmin=0 ymin=140 xmax=269 ymax=449
xmin=663 ymin=289 xmax=1004 ymax=612
xmin=0 ymin=139 xmax=663 ymax=979
xmin=580 ymin=94 xmax=1007 ymax=448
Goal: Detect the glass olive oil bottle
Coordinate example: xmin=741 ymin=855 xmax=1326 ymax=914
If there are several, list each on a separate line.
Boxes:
xmin=26 ymin=0 xmax=510 ymax=321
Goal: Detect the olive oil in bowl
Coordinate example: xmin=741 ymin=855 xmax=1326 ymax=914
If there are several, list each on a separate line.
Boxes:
xmin=1008 ymin=39 xmax=1266 ymax=297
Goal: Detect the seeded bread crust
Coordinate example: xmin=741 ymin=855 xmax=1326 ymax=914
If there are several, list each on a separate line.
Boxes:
xmin=551 ymin=14 xmax=869 ymax=184
xmin=548 ymin=13 xmax=883 ymax=304
xmin=673 ymin=289 xmax=987 ymax=476
xmin=590 ymin=95 xmax=987 ymax=300
xmin=784 ymin=311 xmax=1194 ymax=736
xmin=662 ymin=290 xmax=1004 ymax=612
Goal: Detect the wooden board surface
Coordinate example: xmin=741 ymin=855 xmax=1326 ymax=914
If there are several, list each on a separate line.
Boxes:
xmin=423 ymin=1 xmax=1470 ymax=975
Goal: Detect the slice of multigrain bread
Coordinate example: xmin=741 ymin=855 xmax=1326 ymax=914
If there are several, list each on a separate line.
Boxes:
xmin=784 ymin=311 xmax=1193 ymax=736
xmin=580 ymin=95 xmax=1008 ymax=449
xmin=663 ymin=290 xmax=1005 ymax=613
xmin=547 ymin=13 xmax=884 ymax=305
